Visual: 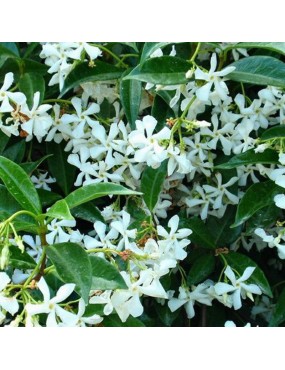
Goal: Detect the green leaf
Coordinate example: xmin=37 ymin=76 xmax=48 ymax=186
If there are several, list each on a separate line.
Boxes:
xmin=8 ymin=245 xmax=37 ymax=270
xmin=89 ymin=255 xmax=127 ymax=290
xmin=0 ymin=156 xmax=41 ymax=215
xmin=46 ymin=242 xmax=92 ymax=303
xmin=215 ymin=149 xmax=279 ymax=169
xmin=227 ymin=56 xmax=285 ymax=88
xmin=260 ymin=125 xmax=285 ymax=141
xmin=120 ymin=72 xmax=142 ymax=129
xmin=269 ymin=287 xmax=285 ymax=327
xmin=151 ymin=94 xmax=175 ymax=131
xmin=20 ymin=154 xmax=53 ymax=175
xmin=225 ymin=251 xmax=273 ymax=298
xmin=2 ymin=140 xmax=26 ymax=163
xmin=46 ymin=199 xmax=74 ymax=220
xmin=0 ymin=184 xmax=22 ymax=218
xmin=233 ymin=42 xmax=285 ymax=56
xmin=37 ymin=189 xmax=62 ymax=207
xmin=141 ymin=160 xmax=168 ymax=212
xmin=71 ymin=202 xmax=104 ymax=223
xmin=124 ymin=56 xmax=190 ymax=85
xmin=103 ymin=314 xmax=145 ymax=327
xmin=246 ymin=204 xmax=281 ymax=234
xmin=118 ymin=42 xmax=139 ymax=53
xmin=231 ymin=180 xmax=283 ymax=228
xmin=0 ymin=45 xmax=18 ymax=68
xmin=154 ymin=301 xmax=180 ymax=326
xmin=0 ymin=42 xmax=19 ymax=56
xmin=206 ymin=206 xmax=242 ymax=246
xmin=0 ymin=131 xmax=9 ymax=155
xmin=21 ymin=58 xmax=48 ymax=76
xmin=46 ymin=141 xmax=76 ymax=196
xmin=64 ymin=183 xmax=141 ymax=209
xmin=179 ymin=217 xmax=216 ymax=249
xmin=60 ymin=61 xmax=124 ymax=97
xmin=19 ymin=73 xmax=45 ymax=109
xmin=140 ymin=42 xmax=174 ymax=63
xmin=187 ymin=254 xmax=215 ymax=285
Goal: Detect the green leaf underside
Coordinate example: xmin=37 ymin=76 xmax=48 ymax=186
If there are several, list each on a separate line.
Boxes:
xmin=215 ymin=149 xmax=279 ymax=169
xmin=228 ymin=56 xmax=285 ymax=88
xmin=187 ymin=254 xmax=215 ymax=285
xmin=179 ymin=217 xmax=216 ymax=249
xmin=234 ymin=42 xmax=285 ymax=56
xmin=260 ymin=125 xmax=285 ymax=141
xmin=232 ymin=180 xmax=283 ymax=227
xmin=89 ymin=255 xmax=128 ymax=290
xmin=225 ymin=252 xmax=273 ymax=298
xmin=46 ymin=242 xmax=92 ymax=303
xmin=0 ymin=156 xmax=41 ymax=215
xmin=269 ymin=287 xmax=285 ymax=326
xmin=60 ymin=61 xmax=123 ymax=97
xmin=141 ymin=161 xmax=168 ymax=212
xmin=124 ymin=56 xmax=191 ymax=85
xmin=64 ymin=183 xmax=141 ymax=209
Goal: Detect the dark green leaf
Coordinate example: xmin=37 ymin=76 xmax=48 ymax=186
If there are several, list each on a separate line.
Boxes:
xmin=154 ymin=301 xmax=180 ymax=326
xmin=120 ymin=72 xmax=142 ymax=129
xmin=0 ymin=156 xmax=41 ymax=215
xmin=46 ymin=242 xmax=92 ymax=303
xmin=179 ymin=217 xmax=216 ymax=249
xmin=37 ymin=189 xmax=62 ymax=207
xmin=21 ymin=58 xmax=48 ymax=75
xmin=233 ymin=42 xmax=285 ymax=56
xmin=246 ymin=204 xmax=281 ymax=234
xmin=140 ymin=42 xmax=174 ymax=63
xmin=2 ymin=140 xmax=26 ymax=163
xmin=0 ymin=43 xmax=19 ymax=56
xmin=71 ymin=202 xmax=104 ymax=223
xmin=103 ymin=314 xmax=145 ymax=327
xmin=0 ymin=45 xmax=18 ymax=68
xmin=231 ymin=180 xmax=283 ymax=228
xmin=0 ymin=184 xmax=22 ymax=218
xmin=60 ymin=61 xmax=124 ymax=97
xmin=269 ymin=287 xmax=285 ymax=327
xmin=151 ymin=94 xmax=175 ymax=131
xmin=228 ymin=56 xmax=285 ymax=88
xmin=9 ymin=245 xmax=37 ymax=270
xmin=64 ymin=183 xmax=141 ymax=209
xmin=187 ymin=254 xmax=215 ymax=285
xmin=0 ymin=131 xmax=10 ymax=155
xmin=124 ymin=56 xmax=190 ymax=85
xmin=46 ymin=141 xmax=76 ymax=196
xmin=260 ymin=125 xmax=285 ymax=141
xmin=19 ymin=73 xmax=45 ymax=109
xmin=215 ymin=149 xmax=279 ymax=169
xmin=20 ymin=154 xmax=53 ymax=175
xmin=225 ymin=251 xmax=273 ymax=298
xmin=46 ymin=199 xmax=74 ymax=220
xmin=141 ymin=160 xmax=168 ymax=212
xmin=89 ymin=255 xmax=127 ymax=290
xmin=119 ymin=42 xmax=139 ymax=53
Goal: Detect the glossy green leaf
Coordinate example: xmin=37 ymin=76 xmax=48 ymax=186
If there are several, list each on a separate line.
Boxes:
xmin=141 ymin=160 xmax=168 ymax=212
xmin=46 ymin=242 xmax=92 ymax=303
xmin=246 ymin=204 xmax=280 ymax=234
xmin=179 ymin=217 xmax=216 ymax=249
xmin=151 ymin=94 xmax=175 ymax=131
xmin=0 ymin=156 xmax=41 ymax=215
xmin=103 ymin=315 xmax=145 ymax=327
xmin=187 ymin=254 xmax=215 ymax=285
xmin=2 ymin=140 xmax=26 ymax=163
xmin=225 ymin=252 xmax=273 ymax=298
xmin=60 ymin=61 xmax=124 ymax=97
xmin=120 ymin=73 xmax=142 ymax=129
xmin=124 ymin=56 xmax=190 ymax=85
xmin=227 ymin=56 xmax=285 ymax=88
xmin=46 ymin=141 xmax=76 ymax=196
xmin=0 ymin=45 xmax=18 ymax=67
xmin=0 ymin=42 xmax=19 ymax=56
xmin=64 ymin=183 xmax=141 ymax=209
xmin=89 ymin=255 xmax=127 ymax=290
xmin=233 ymin=42 xmax=285 ymax=56
xmin=260 ymin=125 xmax=285 ymax=141
xmin=46 ymin=199 xmax=74 ymax=220
xmin=37 ymin=189 xmax=62 ymax=207
xmin=8 ymin=245 xmax=37 ymax=270
xmin=20 ymin=154 xmax=53 ymax=175
xmin=231 ymin=180 xmax=283 ymax=228
xmin=0 ymin=184 xmax=22 ymax=218
xmin=19 ymin=72 xmax=45 ymax=108
xmin=215 ymin=149 xmax=279 ymax=169
xmin=71 ymin=202 xmax=104 ymax=223
xmin=269 ymin=287 xmax=285 ymax=327
xmin=21 ymin=58 xmax=48 ymax=76
xmin=140 ymin=42 xmax=174 ymax=63
xmin=0 ymin=131 xmax=9 ymax=155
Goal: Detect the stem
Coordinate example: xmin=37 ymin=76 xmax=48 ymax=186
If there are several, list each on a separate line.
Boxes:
xmin=91 ymin=43 xmax=128 ymax=68
xmin=6 ymin=210 xmax=39 ymax=224
xmin=190 ymin=42 xmax=201 ymax=63
xmin=43 ymin=99 xmax=72 ymax=105
xmin=23 ymin=249 xmax=47 ymax=288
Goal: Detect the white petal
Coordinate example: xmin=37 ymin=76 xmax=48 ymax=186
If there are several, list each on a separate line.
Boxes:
xmin=52 ymin=283 xmax=75 ymax=304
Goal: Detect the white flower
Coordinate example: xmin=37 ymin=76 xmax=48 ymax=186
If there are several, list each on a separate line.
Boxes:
xmin=60 ymin=298 xmax=103 ymax=327
xmin=46 ymin=218 xmax=76 ymax=245
xmin=0 ymin=72 xmax=26 ymax=113
xmin=25 ymin=278 xmax=76 ymax=327
xmin=214 ymin=266 xmax=262 ymax=310
xmin=0 ymin=272 xmax=19 ymax=320
xmin=110 ymin=210 xmax=138 ymax=252
xmin=224 ymin=320 xmax=251 ymax=327
xmin=274 ymin=194 xmax=285 ymax=209
xmin=195 ymin=53 xmax=235 ymax=102
xmin=31 ymin=171 xmax=56 ymax=191
xmin=66 ymin=42 xmax=102 ymax=61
